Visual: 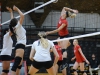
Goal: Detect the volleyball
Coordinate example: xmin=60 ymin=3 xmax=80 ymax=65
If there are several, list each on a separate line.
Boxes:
xmin=53 ymin=0 xmax=58 ymax=3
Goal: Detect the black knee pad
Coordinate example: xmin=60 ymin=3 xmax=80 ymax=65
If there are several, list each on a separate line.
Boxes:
xmin=62 ymin=49 xmax=66 ymax=53
xmin=2 ymin=70 xmax=9 ymax=73
xmin=72 ymin=69 xmax=77 ymax=72
xmin=80 ymin=71 xmax=85 ymax=74
xmin=17 ymin=65 xmax=22 ymax=69
xmin=11 ymin=56 xmax=22 ymax=72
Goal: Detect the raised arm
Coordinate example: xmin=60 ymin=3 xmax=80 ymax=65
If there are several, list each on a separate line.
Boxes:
xmin=61 ymin=7 xmax=78 ymax=16
xmin=6 ymin=7 xmax=13 ymax=19
xmin=13 ymin=5 xmax=24 ymax=25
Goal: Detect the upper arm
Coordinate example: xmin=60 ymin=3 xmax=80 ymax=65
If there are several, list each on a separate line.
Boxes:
xmin=57 ymin=23 xmax=66 ymax=31
xmin=30 ymin=43 xmax=36 ymax=57
xmin=19 ymin=14 xmax=24 ymax=25
xmin=61 ymin=7 xmax=66 ymax=16
xmin=78 ymin=48 xmax=84 ymax=55
xmin=50 ymin=41 xmax=58 ymax=56
xmin=30 ymin=48 xmax=35 ymax=57
xmin=51 ymin=46 xmax=59 ymax=57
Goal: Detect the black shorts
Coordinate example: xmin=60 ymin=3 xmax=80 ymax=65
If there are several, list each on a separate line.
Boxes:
xmin=32 ymin=60 xmax=53 ymax=69
xmin=0 ymin=55 xmax=11 ymax=61
xmin=15 ymin=44 xmax=25 ymax=50
xmin=59 ymin=34 xmax=70 ymax=39
xmin=57 ymin=60 xmax=62 ymax=67
xmin=62 ymin=49 xmax=67 ymax=53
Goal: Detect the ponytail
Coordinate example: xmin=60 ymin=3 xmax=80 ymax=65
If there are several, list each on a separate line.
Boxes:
xmin=9 ymin=24 xmax=15 ymax=35
xmin=9 ymin=18 xmax=18 ymax=35
xmin=66 ymin=11 xmax=76 ymax=18
xmin=38 ymin=32 xmax=49 ymax=49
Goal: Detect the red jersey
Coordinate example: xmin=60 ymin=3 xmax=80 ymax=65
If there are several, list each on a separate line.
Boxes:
xmin=55 ymin=45 xmax=62 ymax=60
xmin=57 ymin=17 xmax=69 ymax=36
xmin=74 ymin=45 xmax=85 ymax=63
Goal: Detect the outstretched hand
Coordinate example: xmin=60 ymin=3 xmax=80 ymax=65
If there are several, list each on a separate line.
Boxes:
xmin=71 ymin=57 xmax=75 ymax=61
xmin=45 ymin=31 xmax=49 ymax=35
xmin=86 ymin=59 xmax=90 ymax=65
xmin=13 ymin=5 xmax=18 ymax=11
xmin=6 ymin=7 xmax=12 ymax=12
xmin=73 ymin=10 xmax=78 ymax=14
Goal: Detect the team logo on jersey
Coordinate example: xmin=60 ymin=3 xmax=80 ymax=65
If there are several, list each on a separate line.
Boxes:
xmin=58 ymin=48 xmax=61 ymax=50
xmin=59 ymin=20 xmax=62 ymax=24
xmin=74 ymin=50 xmax=76 ymax=53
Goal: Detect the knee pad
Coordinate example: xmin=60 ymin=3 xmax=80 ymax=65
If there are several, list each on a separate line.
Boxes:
xmin=11 ymin=56 xmax=22 ymax=72
xmin=17 ymin=65 xmax=22 ymax=69
xmin=2 ymin=70 xmax=9 ymax=73
xmin=62 ymin=49 xmax=66 ymax=53
xmin=72 ymin=69 xmax=77 ymax=72
xmin=80 ymin=71 xmax=85 ymax=74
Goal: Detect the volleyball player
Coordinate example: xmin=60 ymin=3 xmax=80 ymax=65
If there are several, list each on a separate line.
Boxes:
xmin=71 ymin=39 xmax=89 ymax=75
xmin=46 ymin=7 xmax=78 ymax=70
xmin=0 ymin=28 xmax=13 ymax=75
xmin=29 ymin=32 xmax=59 ymax=75
xmin=8 ymin=5 xmax=26 ymax=75
xmin=54 ymin=41 xmax=66 ymax=75
xmin=0 ymin=7 xmax=13 ymax=75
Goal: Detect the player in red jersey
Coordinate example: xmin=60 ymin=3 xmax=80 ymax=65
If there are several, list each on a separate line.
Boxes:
xmin=54 ymin=42 xmax=66 ymax=75
xmin=46 ymin=7 xmax=78 ymax=70
xmin=71 ymin=39 xmax=89 ymax=75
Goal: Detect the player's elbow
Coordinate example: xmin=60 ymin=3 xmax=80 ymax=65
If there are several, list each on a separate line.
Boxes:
xmin=21 ymin=14 xmax=24 ymax=19
xmin=56 ymin=54 xmax=59 ymax=60
xmin=63 ymin=7 xmax=68 ymax=10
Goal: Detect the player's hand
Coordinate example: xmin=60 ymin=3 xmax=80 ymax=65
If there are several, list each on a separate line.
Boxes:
xmin=45 ymin=31 xmax=49 ymax=35
xmin=72 ymin=10 xmax=78 ymax=14
xmin=6 ymin=7 xmax=12 ymax=12
xmin=29 ymin=57 xmax=33 ymax=61
xmin=71 ymin=57 xmax=75 ymax=61
xmin=13 ymin=5 xmax=18 ymax=11
xmin=85 ymin=60 xmax=90 ymax=64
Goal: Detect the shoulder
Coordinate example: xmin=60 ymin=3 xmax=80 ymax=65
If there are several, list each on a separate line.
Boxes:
xmin=34 ymin=40 xmax=39 ymax=44
xmin=61 ymin=19 xmax=68 ymax=24
xmin=75 ymin=45 xmax=81 ymax=49
xmin=48 ymin=40 xmax=54 ymax=46
xmin=48 ymin=40 xmax=53 ymax=43
xmin=77 ymin=45 xmax=80 ymax=47
xmin=4 ymin=32 xmax=10 ymax=37
xmin=15 ymin=21 xmax=22 ymax=28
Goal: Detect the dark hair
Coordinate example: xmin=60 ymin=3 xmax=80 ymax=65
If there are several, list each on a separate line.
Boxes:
xmin=9 ymin=18 xmax=18 ymax=34
xmin=66 ymin=11 xmax=69 ymax=17
xmin=54 ymin=42 xmax=58 ymax=45
xmin=3 ymin=28 xmax=9 ymax=35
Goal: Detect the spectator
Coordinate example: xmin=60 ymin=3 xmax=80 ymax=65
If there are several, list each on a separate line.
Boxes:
xmin=89 ymin=54 xmax=100 ymax=75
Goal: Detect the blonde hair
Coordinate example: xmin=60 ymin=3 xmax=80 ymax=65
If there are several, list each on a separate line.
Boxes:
xmin=38 ymin=32 xmax=49 ymax=49
xmin=74 ymin=39 xmax=78 ymax=44
xmin=68 ymin=11 xmax=76 ymax=18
